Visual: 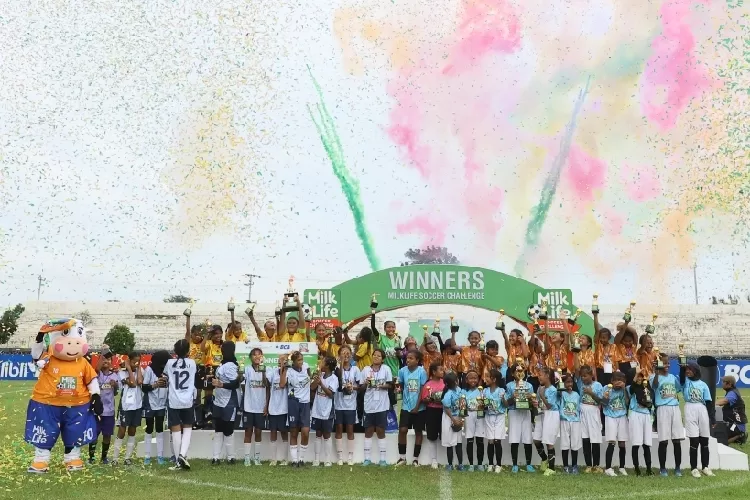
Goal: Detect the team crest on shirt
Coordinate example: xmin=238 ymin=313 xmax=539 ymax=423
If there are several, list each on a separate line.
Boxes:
xmin=689 ymin=387 xmax=702 ymax=403
xmin=56 ymin=376 xmax=77 ymax=395
xmin=582 ymin=390 xmax=596 ymax=405
xmin=407 ymin=379 xmax=419 ymax=393
xmin=564 ymin=401 xmax=577 ymax=416
xmin=660 ymin=383 xmax=676 ymax=399
xmin=609 ymin=395 xmax=625 ymax=411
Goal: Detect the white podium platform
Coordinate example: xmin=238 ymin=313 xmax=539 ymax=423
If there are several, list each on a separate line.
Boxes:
xmin=139 ymin=429 xmax=748 ymax=470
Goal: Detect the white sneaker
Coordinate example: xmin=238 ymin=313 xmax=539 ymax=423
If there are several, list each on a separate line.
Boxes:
xmin=618 ymin=468 xmax=628 ymax=476
xmin=431 ymin=462 xmax=439 ymax=470
xmin=324 ymin=462 xmax=332 ymax=467
xmin=495 ymin=465 xmax=503 ymax=473
xmin=702 ymin=468 xmax=715 ymax=477
xmin=605 ymin=468 xmax=617 ymax=477
xmin=337 ymin=459 xmax=343 ymax=466
xmin=253 ymin=459 xmax=261 ymax=466
xmin=691 ymin=468 xmax=702 ymax=478
xmin=347 ymin=458 xmax=354 ymax=466
xmin=280 ymin=460 xmax=288 ymax=466
xmin=312 ymin=460 xmax=320 ymax=467
xmin=269 ymin=460 xmax=277 ymax=466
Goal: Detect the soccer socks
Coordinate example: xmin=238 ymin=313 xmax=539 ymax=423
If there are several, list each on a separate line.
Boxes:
xmin=378 ymin=439 xmax=387 ymax=462
xmin=447 ymin=447 xmax=454 ymax=466
xmin=605 ymin=443 xmax=615 ymax=470
xmin=689 ymin=437 xmax=699 ymax=470
xmin=364 ymin=438 xmax=372 ymax=461
xmin=571 ymin=450 xmax=578 ymax=467
xmin=455 ymin=444 xmax=463 ymax=465
xmin=336 ymin=438 xmax=343 ymax=461
xmin=315 ymin=437 xmax=322 ymax=461
xmin=290 ymin=444 xmax=299 ymax=463
xmin=225 ymin=435 xmax=235 ymax=459
xmin=632 ymin=445 xmax=640 ymax=473
xmin=213 ymin=434 xmax=224 ymax=459
xmin=324 ymin=438 xmax=331 ymax=463
xmin=300 ymin=444 xmax=308 ymax=463
xmin=643 ymin=445 xmax=652 ymax=472
xmin=475 ymin=438 xmax=484 ymax=465
xmin=535 ymin=442 xmax=548 ymax=461
xmin=524 ymin=444 xmax=533 ymax=465
xmin=511 ymin=443 xmax=519 ymax=466
xmin=144 ymin=433 xmax=153 ymax=458
xmin=180 ymin=428 xmax=192 ymax=458
xmin=582 ymin=438 xmax=592 ymax=467
xmin=592 ymin=443 xmax=601 ymax=467
xmin=413 ymin=443 xmax=422 ymax=460
xmin=487 ymin=442 xmax=495 ymax=466
xmin=700 ymin=436 xmax=710 ymax=469
xmin=244 ymin=442 xmax=253 ymax=458
xmin=347 ymin=438 xmax=354 ymax=462
xmin=495 ymin=441 xmax=502 ymax=466
xmin=548 ymin=447 xmax=556 ymax=470
xmin=124 ymin=436 xmax=136 ymax=460
xmin=88 ymin=442 xmax=97 ymax=460
xmin=112 ymin=438 xmax=123 ymax=461
xmin=618 ymin=445 xmax=626 ymax=469
xmin=672 ymin=439 xmax=682 ymax=470
xmin=467 ymin=438 xmax=474 ymax=465
xmin=430 ymin=441 xmax=438 ymax=465
xmin=658 ymin=441 xmax=668 ymax=469
xmin=101 ymin=442 xmax=110 ymax=461
xmin=171 ymin=431 xmax=182 ymax=460
xmin=398 ymin=442 xmax=407 ymax=460
xmin=156 ymin=432 xmax=164 ymax=458
xmin=562 ymin=449 xmax=569 ymax=467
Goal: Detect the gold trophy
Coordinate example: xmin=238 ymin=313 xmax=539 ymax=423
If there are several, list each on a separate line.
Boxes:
xmin=592 ymin=293 xmax=599 ymax=315
xmin=516 ymin=375 xmax=530 ymax=410
xmin=533 ymin=316 xmax=542 ymax=334
xmin=557 ymin=368 xmax=565 ymax=390
xmin=274 ymin=301 xmax=282 ymax=318
xmin=245 ymin=301 xmax=257 ymax=318
xmin=654 ymin=347 xmax=663 ymax=369
xmin=645 ymin=313 xmax=658 ymax=335
xmin=569 ymin=309 xmax=583 ymax=353
xmin=183 ymin=299 xmax=194 ymax=317
xmin=539 ymin=299 xmax=549 ymax=320
xmin=450 ymin=315 xmax=459 ymax=333
xmin=227 ymin=297 xmax=235 ymax=312
xmin=495 ymin=309 xmax=505 ymax=331
xmin=678 ymin=343 xmax=687 ymax=366
xmin=370 ymin=293 xmax=379 ymax=313
xmin=282 ymin=276 xmax=299 ymax=313
xmin=529 ymin=392 xmax=537 ymax=410
xmin=623 ymin=300 xmax=636 ymax=323
xmin=604 ymin=383 xmax=613 ymax=399
xmin=433 ymin=319 xmax=441 ymax=336
xmin=568 ymin=308 xmax=582 ymax=326
xmin=642 ymin=378 xmax=652 ymax=404
xmin=477 ymin=386 xmax=485 ymax=418
xmin=422 ymin=324 xmax=429 ymax=342
xmin=479 ymin=331 xmax=486 ymax=352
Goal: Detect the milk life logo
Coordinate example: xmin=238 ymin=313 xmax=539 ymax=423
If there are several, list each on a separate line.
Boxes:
xmin=304 ymin=289 xmax=341 ymax=327
xmin=533 ymin=289 xmax=574 ymax=319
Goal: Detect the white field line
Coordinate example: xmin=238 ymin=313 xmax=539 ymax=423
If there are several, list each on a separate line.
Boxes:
xmin=439 ymin=470 xmax=453 ymax=500
xmin=559 ymin=474 xmax=750 ymax=500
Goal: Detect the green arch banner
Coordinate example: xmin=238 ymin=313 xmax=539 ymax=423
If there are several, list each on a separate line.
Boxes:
xmin=303 ymin=265 xmax=594 ymax=337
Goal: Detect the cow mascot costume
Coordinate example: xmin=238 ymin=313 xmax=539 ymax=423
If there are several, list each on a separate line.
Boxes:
xmin=25 ymin=318 xmax=102 ymax=473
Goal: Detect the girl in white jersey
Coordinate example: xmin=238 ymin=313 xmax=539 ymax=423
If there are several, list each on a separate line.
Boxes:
xmin=311 ymin=357 xmax=339 ymax=466
xmin=142 ymin=350 xmax=170 ymax=465
xmin=266 ymin=354 xmax=290 ymax=465
xmin=334 ymin=345 xmax=360 ymax=465
xmin=242 ymin=347 xmax=267 ymax=466
xmin=166 ymin=339 xmax=198 ymax=470
xmin=211 ymin=341 xmax=242 ymax=464
xmin=360 ymin=349 xmax=393 ymax=466
xmin=281 ymin=351 xmax=311 ymax=466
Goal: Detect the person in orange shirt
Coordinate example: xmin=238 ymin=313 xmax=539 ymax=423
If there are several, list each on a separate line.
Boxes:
xmin=543 ymin=317 xmax=569 ymax=374
xmin=421 ymin=337 xmax=443 ymax=373
xmin=25 ymin=319 xmax=102 ymax=473
xmin=593 ymin=312 xmax=617 ymax=388
xmin=503 ymin=327 xmax=529 ymax=366
xmin=459 ymin=331 xmax=485 ymax=378
xmin=575 ymin=335 xmax=596 ymax=376
xmin=441 ymin=338 xmax=462 ymax=376
xmin=614 ymin=322 xmax=638 ymax=385
xmin=248 ymin=307 xmax=278 ymax=342
xmin=481 ymin=340 xmax=504 ymax=387
xmin=637 ymin=334 xmax=657 ymax=378
xmin=527 ymin=336 xmax=546 ymax=393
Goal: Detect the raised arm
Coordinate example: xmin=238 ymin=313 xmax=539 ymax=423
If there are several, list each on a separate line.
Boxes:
xmin=248 ymin=311 xmax=264 ymax=338
xmin=184 ymin=313 xmax=191 ymax=342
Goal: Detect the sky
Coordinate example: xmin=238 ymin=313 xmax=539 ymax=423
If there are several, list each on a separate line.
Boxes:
xmin=0 ymin=0 xmax=748 ymax=306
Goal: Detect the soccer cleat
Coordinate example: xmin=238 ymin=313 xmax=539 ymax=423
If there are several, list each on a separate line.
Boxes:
xmin=431 ymin=462 xmax=439 ymax=470
xmin=211 ymin=459 xmax=220 ymax=465
xmin=395 ymin=458 xmax=407 ymax=467
xmin=540 ymin=461 xmax=548 ymax=472
xmin=563 ymin=466 xmax=570 ymax=474
xmin=412 ymin=460 xmax=419 ymax=467
xmin=526 ymin=465 xmax=537 ymax=473
xmin=337 ymin=460 xmax=343 ymax=466
xmin=635 ymin=468 xmax=642 ymax=477
xmin=512 ymin=465 xmax=519 ymax=473
xmin=379 ymin=460 xmax=387 ymax=467
xmin=702 ymin=468 xmax=715 ymax=477
xmin=362 ymin=459 xmax=372 ymax=466
xmin=143 ymin=457 xmax=151 ymax=465
xmin=101 ymin=458 xmax=110 ymax=465
xmin=605 ymin=468 xmax=617 ymax=477
xmin=495 ymin=465 xmax=503 ymax=473
xmin=245 ymin=456 xmax=252 ymax=466
xmin=110 ymin=460 xmax=118 ymax=467
xmin=280 ymin=460 xmax=288 ymax=466
xmin=592 ymin=466 xmax=604 ymax=474
xmin=646 ymin=468 xmax=654 ymax=476
xmin=170 ymin=456 xmax=177 ymax=463
xmin=178 ymin=455 xmax=190 ymax=470
xmin=691 ymin=468 xmax=702 ymax=478
xmin=269 ymin=460 xmax=277 ymax=466
xmin=228 ymin=458 xmax=236 ymax=465
xmin=674 ymin=469 xmax=683 ymax=477
xmin=584 ymin=466 xmax=592 ymax=474
xmin=543 ymin=468 xmax=556 ymax=476
xmin=324 ymin=462 xmax=332 ymax=467
xmin=27 ymin=461 xmax=49 ymax=474
xmin=467 ymin=465 xmax=474 ymax=472
xmin=347 ymin=458 xmax=354 ymax=466
xmin=88 ymin=457 xmax=96 ymax=465
xmin=445 ymin=464 xmax=453 ymax=471
xmin=618 ymin=468 xmax=628 ymax=476
xmin=168 ymin=463 xmax=183 ymax=471
xmin=312 ymin=460 xmax=320 ymax=467
xmin=660 ymin=469 xmax=668 ymax=477
xmin=123 ymin=459 xmax=133 ymax=466
xmin=572 ymin=466 xmax=580 ymax=475
xmin=253 ymin=458 xmax=261 ymax=466
xmin=157 ymin=457 xmax=167 ymax=465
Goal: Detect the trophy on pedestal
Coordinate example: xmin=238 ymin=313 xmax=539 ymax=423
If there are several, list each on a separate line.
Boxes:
xmin=450 ymin=315 xmax=459 ymax=333
xmin=645 ymin=313 xmax=658 ymax=335
xmin=592 ymin=293 xmax=599 ymax=315
xmin=569 ymin=309 xmax=583 ymax=353
xmin=245 ymin=301 xmax=256 ymax=318
xmin=283 ymin=276 xmax=299 ymax=313
xmin=477 ymin=387 xmax=485 ymax=418
xmin=539 ymin=299 xmax=549 ymax=321
xmin=458 ymin=393 xmax=467 ymax=418
xmin=274 ymin=301 xmax=282 ymax=318
xmin=183 ymin=299 xmax=194 ymax=318
xmin=678 ymin=343 xmax=687 ymax=366
xmin=654 ymin=347 xmax=663 ymax=369
xmin=495 ymin=309 xmax=505 ymax=331
xmin=623 ymin=300 xmax=636 ymax=323
xmin=370 ymin=294 xmax=379 ymax=314
xmin=227 ymin=297 xmax=235 ymax=312
xmin=604 ymin=384 xmax=613 ymax=399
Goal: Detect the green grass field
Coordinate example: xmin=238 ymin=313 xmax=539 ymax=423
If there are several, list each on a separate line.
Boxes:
xmin=1 ymin=381 xmax=748 ymax=500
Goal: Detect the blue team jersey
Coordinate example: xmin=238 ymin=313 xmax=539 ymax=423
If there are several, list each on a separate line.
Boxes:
xmin=483 ymin=387 xmax=506 ymax=415
xmin=442 ymin=389 xmax=461 ymax=415
xmin=398 ymin=366 xmax=428 ymax=412
xmin=649 ymin=373 xmax=681 ymax=407
xmin=578 ymin=379 xmax=603 ymax=406
xmin=542 ymin=385 xmax=560 ymax=411
xmin=627 ymin=386 xmax=651 ymax=415
xmin=559 ymin=391 xmax=581 ymax=422
xmin=505 ymin=380 xmax=533 ymax=411
xmin=603 ymin=387 xmax=628 ymax=418
xmin=462 ymin=387 xmax=482 ymax=411
xmin=683 ymin=379 xmax=711 ymax=404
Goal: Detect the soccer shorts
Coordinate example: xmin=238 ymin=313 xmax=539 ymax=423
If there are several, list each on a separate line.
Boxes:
xmin=399 ymin=409 xmax=425 ymax=432
xmin=656 ymin=405 xmax=684 ymax=441
xmin=580 ymin=404 xmax=603 ymax=443
xmin=628 ymin=411 xmax=652 ymax=446
xmin=508 ymin=410 xmax=532 ymax=444
xmin=25 ymin=400 xmax=97 ymax=450
xmin=560 ymin=420 xmax=582 ymax=450
xmin=484 ymin=413 xmax=507 ymax=441
xmin=684 ymin=403 xmax=710 ymax=438
xmin=464 ymin=411 xmax=485 ymax=439
xmin=604 ymin=416 xmax=628 ymax=442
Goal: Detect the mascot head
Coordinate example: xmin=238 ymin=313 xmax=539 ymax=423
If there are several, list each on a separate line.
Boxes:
xmin=40 ymin=318 xmax=88 ymax=361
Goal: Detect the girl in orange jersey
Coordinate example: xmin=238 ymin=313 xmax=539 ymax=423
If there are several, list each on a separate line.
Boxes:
xmin=614 ymin=322 xmax=639 ymax=385
xmin=637 ymin=334 xmax=657 ymax=378
xmin=441 ymin=338 xmax=462 ymax=376
xmin=421 ymin=337 xmax=443 ymax=373
xmin=459 ymin=331 xmax=485 ymax=381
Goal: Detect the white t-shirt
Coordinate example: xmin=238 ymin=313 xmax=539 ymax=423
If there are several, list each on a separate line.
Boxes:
xmin=266 ymin=367 xmax=288 ymax=416
xmin=361 ymin=365 xmax=392 ymax=414
xmin=334 ymin=366 xmax=361 ymax=411
xmin=311 ymin=373 xmax=339 ymax=420
xmin=214 ymin=362 xmax=239 ymax=408
xmin=243 ymin=365 xmax=267 ymax=413
xmin=119 ymin=369 xmax=143 ymax=411
xmin=286 ymin=363 xmax=311 ymax=404
xmin=165 ymin=358 xmax=197 ymax=410
xmin=142 ymin=366 xmax=167 ymax=411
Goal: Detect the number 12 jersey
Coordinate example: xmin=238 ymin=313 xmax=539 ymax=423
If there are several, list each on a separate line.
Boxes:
xmin=165 ymin=358 xmax=197 ymax=409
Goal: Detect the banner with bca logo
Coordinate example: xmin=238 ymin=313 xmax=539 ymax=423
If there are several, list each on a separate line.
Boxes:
xmin=0 ymin=355 xmax=39 ymax=380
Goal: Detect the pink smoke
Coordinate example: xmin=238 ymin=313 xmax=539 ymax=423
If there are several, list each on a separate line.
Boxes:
xmin=565 ymin=146 xmax=607 ymax=202
xmin=621 ymin=164 xmax=662 ymax=202
xmin=396 ymin=215 xmax=447 ymax=247
xmin=640 ymin=0 xmax=713 ymax=130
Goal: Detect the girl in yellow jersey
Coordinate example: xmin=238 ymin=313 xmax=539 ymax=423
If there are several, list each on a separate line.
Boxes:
xmin=248 ymin=308 xmax=277 ymax=342
xmin=226 ymin=306 xmax=248 ymax=343
xmin=201 ymin=325 xmax=224 ymax=428
xmin=278 ymin=294 xmax=310 ymax=342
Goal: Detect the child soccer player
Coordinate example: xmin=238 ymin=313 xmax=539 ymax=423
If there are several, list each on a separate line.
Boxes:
xmin=242 ymin=347 xmax=267 ymax=466
xmin=614 ymin=323 xmax=638 ymax=385
xmin=603 ymin=371 xmax=629 ymax=477
xmin=460 ymin=331 xmax=485 ymax=378
xmin=201 ymin=325 xmax=224 ymax=428
xmin=560 ymin=374 xmax=582 ymax=474
xmin=441 ymin=372 xmax=463 ymax=471
xmin=505 ymin=363 xmax=535 ymax=473
xmin=651 ymin=353 xmax=684 ymax=477
xmin=89 ymin=348 xmax=119 ymax=464
xmin=397 ymin=350 xmax=427 ymax=466
xmin=463 ymin=369 xmax=486 ymax=471
xmin=577 ymin=365 xmax=603 ymax=472
xmin=628 ymin=369 xmax=654 ymax=476
xmin=142 ymin=350 xmax=170 ymax=465
xmin=422 ymin=361 xmax=445 ymax=469
xmin=484 ymin=368 xmax=507 ymax=472
xmin=166 ymin=339 xmax=198 ymax=470
xmin=421 ymin=338 xmax=442 ymax=375
xmin=481 ymin=340 xmax=504 ymax=387
xmin=682 ymin=362 xmax=714 ymax=477
xmin=441 ymin=339 xmax=462 ymax=376
xmin=544 ymin=320 xmax=568 ymax=374
xmin=535 ymin=367 xmax=560 ymax=476
xmin=112 ymin=353 xmax=142 ymax=466
xmin=282 ymin=351 xmax=312 ymax=466
xmin=361 ymin=349 xmax=393 ymax=466
xmin=335 ymin=345 xmax=360 ymax=465
xmin=637 ymin=334 xmax=656 ymax=378
xmin=267 ymin=354 xmax=290 ymax=465
xmin=211 ymin=342 xmax=241 ymax=464
xmin=502 ymin=327 xmax=529 ymax=366
xmin=183 ymin=309 xmax=205 ymax=429
xmin=311 ymin=357 xmax=339 ymax=467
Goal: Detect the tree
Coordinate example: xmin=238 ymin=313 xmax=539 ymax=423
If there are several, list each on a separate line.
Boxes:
xmin=163 ymin=295 xmax=196 ymax=303
xmin=104 ymin=324 xmax=135 ymax=354
xmin=0 ymin=304 xmax=25 ymax=344
xmin=401 ymin=246 xmax=460 ymax=266
xmin=76 ymin=310 xmax=93 ymax=326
